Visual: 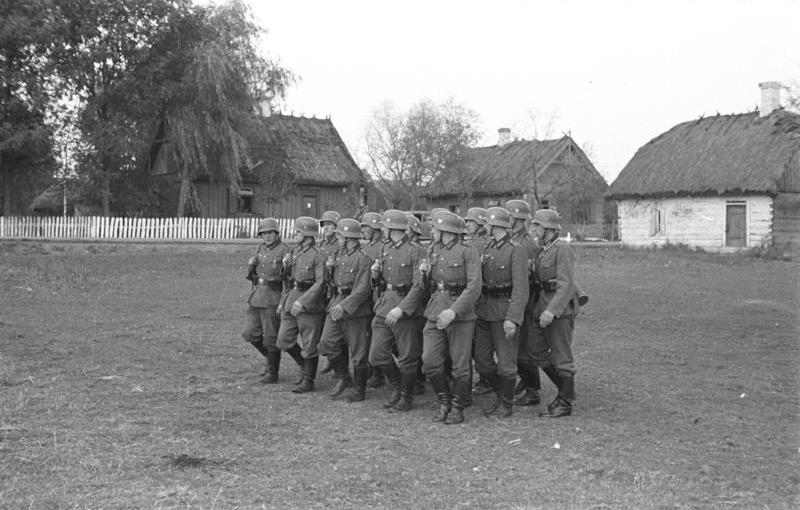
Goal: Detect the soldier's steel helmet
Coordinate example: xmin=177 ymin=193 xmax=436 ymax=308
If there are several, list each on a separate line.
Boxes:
xmin=405 ymin=213 xmax=422 ymax=235
xmin=360 ymin=212 xmax=382 ymax=229
xmin=337 ymin=218 xmax=362 ymax=238
xmin=382 ymin=209 xmax=409 ymax=231
xmin=432 ymin=210 xmax=466 ymax=234
xmin=320 ymin=210 xmax=341 ymax=226
xmin=485 ymin=207 xmax=512 ymax=229
xmin=532 ymin=209 xmax=562 ymax=230
xmin=294 ymin=216 xmax=319 ymax=237
xmin=505 ymin=199 xmax=532 ymax=220
xmin=464 ymin=207 xmax=487 ymax=225
xmin=257 ymin=218 xmax=280 ymax=234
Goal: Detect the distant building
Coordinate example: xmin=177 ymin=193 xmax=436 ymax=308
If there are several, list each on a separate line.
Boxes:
xmin=423 ymin=129 xmax=609 ymax=238
xmin=606 ymin=82 xmax=800 ymax=252
xmin=149 ymin=114 xmax=381 ymax=219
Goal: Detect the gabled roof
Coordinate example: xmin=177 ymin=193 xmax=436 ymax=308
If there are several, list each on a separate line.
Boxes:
xmin=424 ymin=136 xmax=582 ymax=197
xmin=247 ymin=114 xmax=368 ymax=186
xmin=606 ymin=110 xmax=800 ymax=199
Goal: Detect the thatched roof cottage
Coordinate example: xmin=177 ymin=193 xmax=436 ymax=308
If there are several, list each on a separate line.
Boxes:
xmin=606 ymin=82 xmax=800 ymax=251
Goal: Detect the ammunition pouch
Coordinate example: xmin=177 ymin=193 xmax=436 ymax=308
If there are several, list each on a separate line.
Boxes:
xmin=290 ymin=279 xmax=314 ymax=291
xmin=431 ymin=281 xmax=465 ymax=297
xmin=382 ymin=282 xmax=410 ymax=297
xmin=482 ymin=285 xmax=513 ymax=298
xmin=332 ymin=286 xmax=352 ymax=296
xmin=539 ymin=279 xmax=558 ymax=293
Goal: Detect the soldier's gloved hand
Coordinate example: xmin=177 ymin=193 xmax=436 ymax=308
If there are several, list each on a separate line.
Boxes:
xmin=385 ymin=307 xmax=403 ymax=327
xmin=436 ymin=308 xmax=456 ymax=330
xmin=539 ymin=310 xmax=554 ymax=328
xmin=330 ymin=304 xmax=344 ymax=321
xmin=503 ymin=320 xmax=517 ymax=339
xmin=277 ymin=304 xmax=283 ymax=315
xmin=247 ymin=256 xmax=256 ymax=266
xmin=290 ymin=301 xmax=304 ymax=316
xmin=371 ymin=258 xmax=381 ymax=276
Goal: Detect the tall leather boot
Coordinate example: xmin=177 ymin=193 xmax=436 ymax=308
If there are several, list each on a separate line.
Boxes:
xmin=414 ymin=361 xmax=426 ymax=395
xmin=328 ymin=353 xmax=353 ymax=397
xmin=347 ymin=366 xmax=369 ymax=402
xmin=541 ymin=373 xmax=574 ymax=418
xmin=285 ymin=344 xmax=305 ymax=385
xmin=368 ymin=363 xmax=386 ymax=389
xmin=390 ymin=371 xmax=417 ymax=412
xmin=382 ymin=362 xmax=402 ymax=409
xmin=483 ymin=373 xmax=506 ymax=416
xmin=514 ymin=366 xmax=541 ymax=406
xmin=292 ymin=356 xmax=318 ymax=393
xmin=429 ymin=373 xmax=451 ymax=422
xmin=462 ymin=361 xmax=474 ymax=408
xmin=445 ymin=379 xmax=469 ymax=425
xmin=250 ymin=341 xmax=270 ymax=375
xmin=260 ymin=349 xmax=281 ymax=384
xmin=497 ymin=376 xmax=516 ymax=418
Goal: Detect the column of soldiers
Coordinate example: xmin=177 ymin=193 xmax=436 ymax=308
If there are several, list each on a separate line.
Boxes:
xmin=242 ymin=201 xmax=586 ymax=423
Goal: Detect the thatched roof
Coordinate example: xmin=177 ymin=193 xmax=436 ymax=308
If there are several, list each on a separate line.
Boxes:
xmin=423 ymin=136 xmax=577 ymax=198
xmin=606 ymin=110 xmax=800 ymax=199
xmin=248 ymin=114 xmax=368 ymax=186
xmin=29 ymin=182 xmax=81 ymax=213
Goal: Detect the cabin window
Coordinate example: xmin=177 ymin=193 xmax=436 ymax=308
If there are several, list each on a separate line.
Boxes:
xmin=449 ymin=204 xmax=461 ymax=214
xmin=359 ymin=186 xmax=367 ymax=207
xmin=649 ymin=207 xmax=663 ymax=236
xmin=486 ymin=199 xmax=500 ymax=207
xmin=540 ymin=199 xmax=550 ymax=209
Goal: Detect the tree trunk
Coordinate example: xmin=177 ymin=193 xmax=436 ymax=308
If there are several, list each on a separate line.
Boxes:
xmin=101 ymin=170 xmax=111 ymax=217
xmin=176 ymin=174 xmax=190 ymax=217
xmin=1 ymin=152 xmax=9 ymax=216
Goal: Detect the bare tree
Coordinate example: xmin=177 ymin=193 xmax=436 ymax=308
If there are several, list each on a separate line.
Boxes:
xmin=363 ymin=98 xmax=481 ymax=210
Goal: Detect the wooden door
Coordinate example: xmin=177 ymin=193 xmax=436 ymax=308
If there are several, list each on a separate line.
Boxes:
xmin=725 ymin=203 xmax=746 ymax=247
xmin=302 ymin=194 xmax=318 ymax=218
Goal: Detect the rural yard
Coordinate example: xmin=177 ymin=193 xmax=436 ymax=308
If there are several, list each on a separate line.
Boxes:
xmin=0 ymin=241 xmax=797 ymax=509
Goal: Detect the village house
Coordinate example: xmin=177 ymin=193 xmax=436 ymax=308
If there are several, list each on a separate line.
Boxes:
xmin=423 ymin=129 xmax=609 ymax=239
xmin=606 ymin=82 xmax=800 ymax=252
xmin=149 ymin=113 xmax=380 ymax=219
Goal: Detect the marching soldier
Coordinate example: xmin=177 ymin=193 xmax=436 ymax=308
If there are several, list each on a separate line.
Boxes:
xmin=317 ymin=210 xmax=342 ymax=376
xmin=474 ymin=207 xmax=529 ymax=418
xmin=463 ymin=207 xmax=490 ymax=254
xmin=421 ymin=210 xmax=482 ymax=424
xmin=318 ymin=219 xmax=374 ymax=402
xmin=242 ymin=219 xmax=302 ymax=383
xmin=276 ymin=216 xmax=326 ymax=393
xmin=368 ymin=210 xmax=427 ymax=412
xmin=406 ymin=212 xmax=429 ymax=395
xmin=529 ymin=209 xmax=583 ymax=417
xmin=505 ymin=198 xmax=545 ymax=407
xmin=360 ymin=212 xmax=390 ymax=388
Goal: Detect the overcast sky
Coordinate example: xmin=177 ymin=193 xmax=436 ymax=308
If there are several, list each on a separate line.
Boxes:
xmin=250 ymin=0 xmax=799 ymax=183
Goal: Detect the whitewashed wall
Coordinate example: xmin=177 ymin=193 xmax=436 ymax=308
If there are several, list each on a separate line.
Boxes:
xmin=617 ymin=195 xmax=773 ymax=251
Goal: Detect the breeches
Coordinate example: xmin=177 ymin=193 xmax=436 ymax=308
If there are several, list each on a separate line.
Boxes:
xmin=368 ymin=315 xmax=421 ymax=373
xmin=422 ymin=319 xmax=474 ymax=381
xmin=527 ymin=315 xmax=576 ymax=376
xmin=277 ymin=311 xmax=324 ymax=358
xmin=474 ymin=319 xmax=519 ymax=378
xmin=318 ymin=315 xmax=372 ymax=368
xmin=242 ymin=306 xmax=280 ymax=350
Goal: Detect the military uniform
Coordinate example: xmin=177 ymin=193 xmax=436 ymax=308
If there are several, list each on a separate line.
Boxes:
xmin=474 ymin=207 xmax=530 ymax=417
xmin=242 ymin=220 xmax=300 ymax=383
xmin=530 ymin=229 xmax=581 ymax=417
xmin=318 ymin=219 xmax=374 ymax=401
xmin=422 ymin=211 xmax=482 ymax=424
xmin=276 ymin=217 xmax=326 ymax=393
xmin=368 ymin=210 xmax=427 ymax=411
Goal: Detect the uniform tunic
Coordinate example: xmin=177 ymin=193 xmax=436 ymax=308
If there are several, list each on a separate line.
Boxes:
xmin=464 ymin=231 xmax=491 ymax=256
xmin=242 ymin=240 xmax=291 ymax=350
xmin=318 ymin=244 xmax=373 ymax=368
xmin=511 ymin=229 xmax=550 ymax=369
xmin=368 ymin=236 xmax=427 ymax=373
xmin=276 ymin=241 xmax=325 ymax=358
xmin=528 ymin=236 xmax=579 ymax=375
xmin=474 ymin=237 xmax=529 ymax=378
xmin=420 ymin=238 xmax=482 ymax=381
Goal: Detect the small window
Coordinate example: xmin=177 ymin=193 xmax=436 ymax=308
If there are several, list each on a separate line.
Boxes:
xmin=649 ymin=207 xmax=663 ymax=236
xmin=359 ymin=186 xmax=367 ymax=207
xmin=238 ymin=187 xmax=254 ymax=214
xmin=541 ymin=199 xmax=550 ymax=209
xmin=449 ymin=204 xmax=461 ymax=214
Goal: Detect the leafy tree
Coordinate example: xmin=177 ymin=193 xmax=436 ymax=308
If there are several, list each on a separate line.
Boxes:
xmin=363 ymin=98 xmax=481 ymax=209
xmin=0 ymin=0 xmax=61 ymax=215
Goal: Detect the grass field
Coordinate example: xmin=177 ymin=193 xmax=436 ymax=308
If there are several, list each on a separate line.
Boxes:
xmin=0 ymin=241 xmax=798 ymax=509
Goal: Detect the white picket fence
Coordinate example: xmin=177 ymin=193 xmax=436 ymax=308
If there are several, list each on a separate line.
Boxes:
xmin=0 ymin=216 xmax=296 ymax=240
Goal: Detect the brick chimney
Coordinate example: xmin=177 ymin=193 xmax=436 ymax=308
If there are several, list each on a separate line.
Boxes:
xmin=497 ymin=127 xmax=512 ymax=147
xmin=759 ymin=81 xmax=782 ymax=117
